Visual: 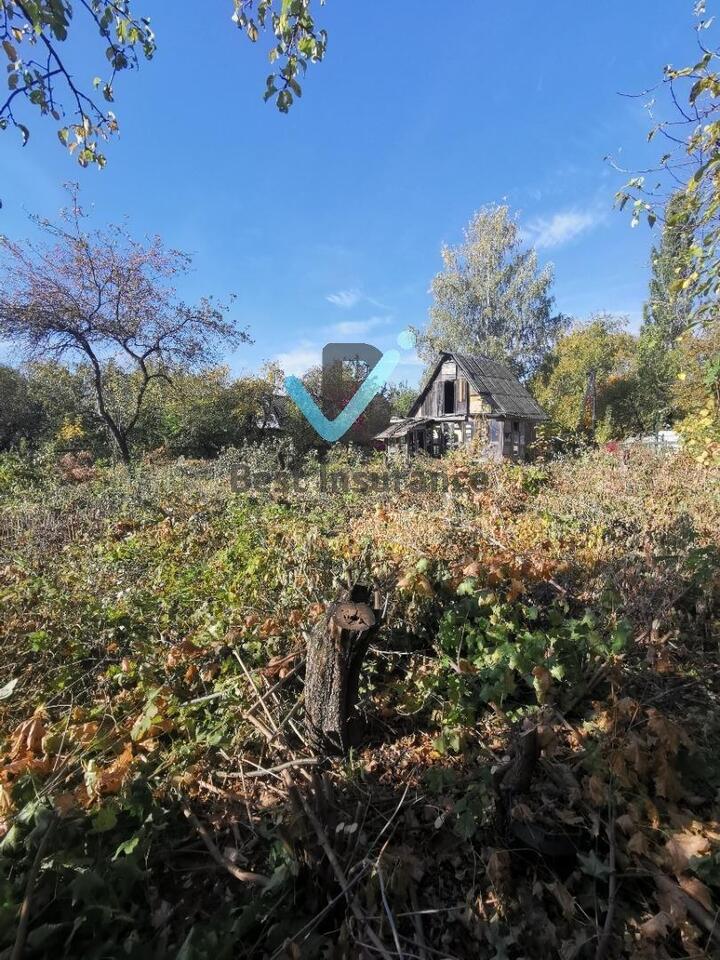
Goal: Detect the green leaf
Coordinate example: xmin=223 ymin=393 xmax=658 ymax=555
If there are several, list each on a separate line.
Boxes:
xmin=454 ymin=807 xmax=477 ymax=840
xmin=70 ymin=868 xmax=105 ymax=906
xmin=91 ymin=804 xmax=118 ymax=833
xmin=113 ymin=834 xmax=140 ymax=858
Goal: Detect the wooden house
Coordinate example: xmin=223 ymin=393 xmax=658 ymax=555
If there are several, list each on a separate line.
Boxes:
xmin=376 ymin=352 xmax=547 ymax=460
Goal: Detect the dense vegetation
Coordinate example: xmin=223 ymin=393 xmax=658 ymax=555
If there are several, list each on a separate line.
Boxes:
xmin=0 ymin=441 xmax=718 ymax=958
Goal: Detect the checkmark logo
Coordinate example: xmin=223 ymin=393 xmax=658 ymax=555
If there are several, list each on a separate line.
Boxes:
xmin=285 ymin=349 xmax=401 ymax=442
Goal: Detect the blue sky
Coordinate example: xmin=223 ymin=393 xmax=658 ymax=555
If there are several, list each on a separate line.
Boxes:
xmin=0 ymin=1 xmax=702 ymax=387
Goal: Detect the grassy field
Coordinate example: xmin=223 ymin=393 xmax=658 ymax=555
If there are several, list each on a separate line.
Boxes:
xmin=0 ymin=443 xmax=719 ymax=959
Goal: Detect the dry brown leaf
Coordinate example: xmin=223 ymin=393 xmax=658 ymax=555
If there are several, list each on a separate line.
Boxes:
xmin=584 ymin=774 xmax=606 ymax=807
xmin=678 ymin=875 xmax=714 ymax=912
xmin=414 ymin=575 xmax=434 ymax=597
xmin=647 ymin=708 xmax=687 ymax=756
xmin=70 ymin=722 xmax=100 ymax=746
xmin=616 ymin=813 xmax=635 ymax=835
xmin=457 ymin=659 xmax=477 ymax=674
xmin=627 ymin=832 xmax=650 ymax=856
xmin=665 ymin=831 xmax=710 ymax=875
xmin=507 ymin=578 xmax=524 ymax=601
xmin=1 ymin=756 xmax=52 ymax=785
xmin=0 ymin=783 xmax=13 ymax=816
xmin=623 ymin=732 xmax=648 ymax=776
xmin=645 ymin=799 xmax=661 ymax=829
xmin=609 ymin=749 xmax=632 ymax=786
xmin=54 ymin=792 xmax=79 ymax=816
xmin=261 ymin=651 xmax=300 ymax=678
xmin=531 ymin=665 xmax=552 ymax=704
xmin=92 ymin=743 xmax=134 ymax=798
xmin=10 ymin=710 xmax=46 ymax=759
xmin=486 ymin=848 xmax=511 ymax=889
xmin=654 ymin=755 xmax=683 ymax=801
xmin=639 ymin=911 xmax=673 ymax=940
xmin=547 ymin=880 xmax=575 ymax=919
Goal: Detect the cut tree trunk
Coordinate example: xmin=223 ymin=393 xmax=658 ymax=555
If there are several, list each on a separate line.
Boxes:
xmin=305 ymin=585 xmax=382 ymax=755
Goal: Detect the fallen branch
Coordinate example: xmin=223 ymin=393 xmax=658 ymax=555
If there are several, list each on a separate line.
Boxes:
xmin=181 ymin=800 xmax=269 ymax=886
xmin=269 ymin=863 xmax=371 ymax=960
xmin=595 ymin=804 xmax=617 ymax=960
xmin=249 ymin=657 xmax=305 ymax=711
xmin=219 ymin=757 xmax=321 ymax=780
xmin=409 ymin=883 xmax=428 ymax=960
xmin=377 ymin=859 xmax=404 ymax=958
xmin=234 ymin=651 xmax=278 ymax=732
xmin=640 ymin=858 xmax=720 ymax=947
xmin=284 ymin=771 xmax=394 ymax=960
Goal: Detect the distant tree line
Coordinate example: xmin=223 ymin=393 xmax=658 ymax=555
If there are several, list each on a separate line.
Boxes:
xmin=417 ymin=199 xmax=719 ymax=452
xmin=1 ymin=189 xmax=717 ymax=466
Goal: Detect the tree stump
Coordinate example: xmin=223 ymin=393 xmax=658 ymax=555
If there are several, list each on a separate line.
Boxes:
xmin=305 ymin=585 xmax=382 ymax=755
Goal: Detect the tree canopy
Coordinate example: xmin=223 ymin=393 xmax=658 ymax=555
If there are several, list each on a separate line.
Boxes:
xmin=615 ymin=4 xmax=720 ymax=329
xmin=532 ymin=315 xmax=641 ymax=440
xmin=417 ymin=205 xmax=567 ymax=379
xmin=0 ymin=188 xmax=250 ymax=463
xmin=0 ymin=0 xmax=326 ymax=168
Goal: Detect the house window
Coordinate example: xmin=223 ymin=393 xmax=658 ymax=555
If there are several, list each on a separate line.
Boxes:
xmin=443 ymin=380 xmax=455 ymax=414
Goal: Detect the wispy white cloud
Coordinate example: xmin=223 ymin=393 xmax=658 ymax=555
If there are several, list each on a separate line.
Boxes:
xmin=523 ymin=207 xmax=604 ymax=250
xmin=326 ymin=288 xmax=363 ymax=309
xmin=274 ymin=342 xmax=321 ymax=377
xmin=325 ymin=315 xmax=392 ymax=338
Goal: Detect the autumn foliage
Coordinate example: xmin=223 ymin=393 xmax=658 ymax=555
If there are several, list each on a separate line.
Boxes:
xmin=0 ymin=443 xmax=718 ymax=957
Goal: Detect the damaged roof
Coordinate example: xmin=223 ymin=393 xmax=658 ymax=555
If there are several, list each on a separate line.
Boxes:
xmin=375 ymin=418 xmax=434 ymax=440
xmin=409 ymin=352 xmax=547 ymax=421
xmin=453 ymin=354 xmax=547 ymax=419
